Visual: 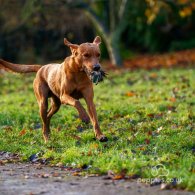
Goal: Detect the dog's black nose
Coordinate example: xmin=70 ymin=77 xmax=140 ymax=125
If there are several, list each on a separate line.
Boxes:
xmin=93 ymin=64 xmax=100 ymax=71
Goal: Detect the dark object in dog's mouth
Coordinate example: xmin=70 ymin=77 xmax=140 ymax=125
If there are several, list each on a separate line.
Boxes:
xmin=90 ymin=70 xmax=107 ymax=84
xmin=84 ymin=67 xmax=107 ymax=84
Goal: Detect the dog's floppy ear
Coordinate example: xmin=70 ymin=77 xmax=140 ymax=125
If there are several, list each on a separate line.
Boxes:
xmin=93 ymin=36 xmax=101 ymax=45
xmin=64 ymin=38 xmax=79 ymax=51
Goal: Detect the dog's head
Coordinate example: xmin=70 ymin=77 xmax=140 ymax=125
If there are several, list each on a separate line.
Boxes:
xmin=64 ymin=36 xmax=106 ymax=84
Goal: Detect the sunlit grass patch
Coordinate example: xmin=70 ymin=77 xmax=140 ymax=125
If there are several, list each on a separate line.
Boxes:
xmin=0 ymin=68 xmax=195 ymax=191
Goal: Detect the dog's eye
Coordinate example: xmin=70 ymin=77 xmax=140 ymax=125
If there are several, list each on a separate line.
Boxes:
xmin=96 ymin=53 xmax=100 ymax=58
xmin=83 ymin=53 xmax=91 ymax=58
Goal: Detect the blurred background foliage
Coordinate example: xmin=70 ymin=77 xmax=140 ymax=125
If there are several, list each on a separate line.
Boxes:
xmin=0 ymin=0 xmax=195 ymax=66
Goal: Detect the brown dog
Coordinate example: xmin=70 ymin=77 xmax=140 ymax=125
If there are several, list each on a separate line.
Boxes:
xmin=0 ymin=36 xmax=108 ymax=143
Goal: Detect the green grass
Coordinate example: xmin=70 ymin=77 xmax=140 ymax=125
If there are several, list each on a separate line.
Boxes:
xmin=0 ymin=68 xmax=195 ymax=191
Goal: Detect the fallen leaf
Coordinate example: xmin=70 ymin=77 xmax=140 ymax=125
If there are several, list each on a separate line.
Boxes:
xmin=145 ymin=139 xmax=150 ymax=144
xmin=126 ymin=91 xmax=136 ymax=97
xmin=113 ymin=175 xmax=124 ymax=180
xmin=87 ymin=150 xmax=92 ymax=156
xmin=72 ymin=172 xmax=81 ymax=176
xmin=147 ymin=113 xmax=163 ymax=119
xmin=150 ymin=73 xmax=158 ymax=79
xmin=147 ymin=130 xmax=152 ymax=136
xmin=169 ymin=97 xmax=176 ymax=102
xmin=106 ymin=169 xmax=127 ymax=180
xmin=138 ymin=147 xmax=146 ymax=151
xmin=147 ymin=113 xmax=155 ymax=118
xmin=19 ymin=129 xmax=26 ymax=136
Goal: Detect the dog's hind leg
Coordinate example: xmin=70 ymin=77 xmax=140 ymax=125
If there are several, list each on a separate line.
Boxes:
xmin=39 ymin=98 xmax=50 ymax=143
xmin=34 ymin=80 xmax=50 ymax=143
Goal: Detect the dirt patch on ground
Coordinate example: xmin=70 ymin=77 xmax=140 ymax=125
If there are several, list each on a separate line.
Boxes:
xmin=0 ymin=163 xmax=193 ymax=195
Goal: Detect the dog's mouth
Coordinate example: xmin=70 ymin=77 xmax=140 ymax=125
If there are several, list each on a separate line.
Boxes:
xmin=83 ymin=67 xmax=107 ymax=85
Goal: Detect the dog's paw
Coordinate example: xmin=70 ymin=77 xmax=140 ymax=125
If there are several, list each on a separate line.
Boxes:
xmin=97 ymin=135 xmax=108 ymax=142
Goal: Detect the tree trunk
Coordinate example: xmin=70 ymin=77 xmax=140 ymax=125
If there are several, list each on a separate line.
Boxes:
xmin=84 ymin=9 xmax=123 ymax=66
xmin=104 ymin=36 xmax=123 ymax=66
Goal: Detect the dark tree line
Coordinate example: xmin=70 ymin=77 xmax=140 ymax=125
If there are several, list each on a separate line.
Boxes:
xmin=1 ymin=0 xmax=195 ymax=66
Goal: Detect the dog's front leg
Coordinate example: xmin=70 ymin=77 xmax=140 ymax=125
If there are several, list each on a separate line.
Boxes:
xmin=82 ymin=88 xmax=108 ymax=142
xmin=60 ymin=94 xmax=89 ymax=123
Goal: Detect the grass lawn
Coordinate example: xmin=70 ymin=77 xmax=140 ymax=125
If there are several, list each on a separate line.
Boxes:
xmin=0 ymin=68 xmax=194 ymax=191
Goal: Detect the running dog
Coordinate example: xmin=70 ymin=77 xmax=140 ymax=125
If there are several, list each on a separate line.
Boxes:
xmin=0 ymin=36 xmax=108 ymax=143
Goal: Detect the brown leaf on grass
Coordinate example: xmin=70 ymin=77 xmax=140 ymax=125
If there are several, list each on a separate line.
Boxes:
xmin=147 ymin=130 xmax=152 ymax=136
xmin=149 ymin=73 xmax=158 ymax=79
xmin=19 ymin=129 xmax=26 ymax=136
xmin=145 ymin=138 xmax=150 ymax=144
xmin=147 ymin=113 xmax=155 ymax=118
xmin=147 ymin=113 xmax=163 ymax=119
xmin=87 ymin=150 xmax=92 ymax=156
xmin=169 ymin=97 xmax=176 ymax=102
xmin=106 ymin=169 xmax=127 ymax=180
xmin=126 ymin=91 xmax=136 ymax=97
xmin=113 ymin=169 xmax=127 ymax=180
xmin=138 ymin=147 xmax=146 ymax=151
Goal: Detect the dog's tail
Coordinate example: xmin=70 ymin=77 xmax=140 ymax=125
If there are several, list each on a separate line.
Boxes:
xmin=0 ymin=59 xmax=41 ymax=73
